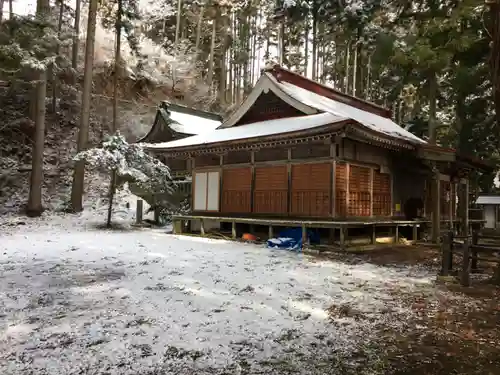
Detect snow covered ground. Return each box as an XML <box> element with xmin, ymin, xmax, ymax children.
<box><xmin>0</xmin><ymin>213</ymin><xmax>442</xmax><ymax>374</ymax></box>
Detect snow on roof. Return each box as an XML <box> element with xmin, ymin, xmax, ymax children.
<box><xmin>167</xmin><ymin>110</ymin><xmax>221</xmax><ymax>135</ymax></box>
<box><xmin>476</xmin><ymin>195</ymin><xmax>500</xmax><ymax>205</ymax></box>
<box><xmin>276</xmin><ymin>81</ymin><xmax>426</xmax><ymax>144</ymax></box>
<box><xmin>144</xmin><ymin>112</ymin><xmax>345</xmax><ymax>150</ymax></box>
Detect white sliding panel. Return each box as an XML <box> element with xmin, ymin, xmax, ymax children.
<box><xmin>193</xmin><ymin>172</ymin><xmax>208</xmax><ymax>211</ymax></box>
<box><xmin>206</xmin><ymin>171</ymin><xmax>220</xmax><ymax>211</ymax></box>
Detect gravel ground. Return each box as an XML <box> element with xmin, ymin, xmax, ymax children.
<box><xmin>0</xmin><ymin>215</ymin><xmax>443</xmax><ymax>374</ymax></box>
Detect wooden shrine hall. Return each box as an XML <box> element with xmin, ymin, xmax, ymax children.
<box><xmin>144</xmin><ymin>65</ymin><xmax>492</xmax><ymax>246</ymax></box>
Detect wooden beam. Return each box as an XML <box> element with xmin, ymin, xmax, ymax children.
<box><xmin>346</xmin><ymin>163</ymin><xmax>350</xmax><ymax>217</ymax></box>
<box><xmin>136</xmin><ymin>199</ymin><xmax>143</xmax><ymax>224</ymax></box>
<box><xmin>250</xmin><ymin>150</ymin><xmax>255</xmax><ymax>213</ymax></box>
<box><xmin>369</xmin><ymin>168</ymin><xmax>374</xmax><ymax>217</ymax></box>
<box><xmin>458</xmin><ymin>179</ymin><xmax>469</xmax><ymax>236</ymax></box>
<box><xmin>431</xmin><ymin>167</ymin><xmax>441</xmax><ymax>243</ymax></box>
<box><xmin>287</xmin><ymin>148</ymin><xmax>292</xmax><ymax>215</ymax></box>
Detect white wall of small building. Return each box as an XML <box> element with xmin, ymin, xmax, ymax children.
<box><xmin>483</xmin><ymin>205</ymin><xmax>496</xmax><ymax>229</ymax></box>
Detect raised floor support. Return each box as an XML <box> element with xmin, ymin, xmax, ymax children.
<box><xmin>431</xmin><ymin>169</ymin><xmax>441</xmax><ymax>243</ymax></box>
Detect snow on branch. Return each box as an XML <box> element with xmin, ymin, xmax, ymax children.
<box><xmin>74</xmin><ymin>133</ymin><xmax>176</xmax><ymax>196</ymax></box>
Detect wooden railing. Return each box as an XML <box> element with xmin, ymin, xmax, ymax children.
<box><xmin>440</xmin><ymin>231</ymin><xmax>500</xmax><ymax>286</ymax></box>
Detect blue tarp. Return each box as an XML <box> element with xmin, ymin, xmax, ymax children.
<box><xmin>266</xmin><ymin>227</ymin><xmax>320</xmax><ymax>252</ymax></box>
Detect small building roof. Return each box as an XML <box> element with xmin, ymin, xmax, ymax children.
<box><xmin>476</xmin><ymin>195</ymin><xmax>500</xmax><ymax>205</ymax></box>
<box><xmin>144</xmin><ymin>112</ymin><xmax>346</xmax><ymax>150</ymax></box>
<box><xmin>275</xmin><ymin>80</ymin><xmax>425</xmax><ymax>144</ymax></box>
<box><xmin>144</xmin><ymin>69</ymin><xmax>426</xmax><ymax>152</ymax></box>
<box><xmin>138</xmin><ymin>102</ymin><xmax>222</xmax><ymax>143</ymax></box>
<box><xmin>166</xmin><ymin>106</ymin><xmax>221</xmax><ymax>135</ymax></box>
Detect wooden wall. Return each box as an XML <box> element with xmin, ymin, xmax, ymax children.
<box><xmin>189</xmin><ymin>139</ymin><xmax>404</xmax><ymax>218</ymax></box>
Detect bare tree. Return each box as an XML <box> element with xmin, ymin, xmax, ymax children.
<box><xmin>26</xmin><ymin>0</ymin><xmax>50</xmax><ymax>217</ymax></box>
<box><xmin>107</xmin><ymin>0</ymin><xmax>123</xmax><ymax>227</ymax></box>
<box><xmin>72</xmin><ymin>0</ymin><xmax>81</xmax><ymax>69</ymax></box>
<box><xmin>70</xmin><ymin>0</ymin><xmax>98</xmax><ymax>212</ymax></box>
<box><xmin>0</xmin><ymin>0</ymin><xmax>5</xmax><ymax>23</ymax></box>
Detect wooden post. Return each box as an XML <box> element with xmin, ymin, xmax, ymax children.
<box><xmin>173</xmin><ymin>219</ymin><xmax>181</xmax><ymax>234</ymax></box>
<box><xmin>461</xmin><ymin>237</ymin><xmax>471</xmax><ymax>287</ymax></box>
<box><xmin>395</xmin><ymin>225</ymin><xmax>399</xmax><ymax>244</ymax></box>
<box><xmin>250</xmin><ymin>150</ymin><xmax>255</xmax><ymax>213</ymax></box>
<box><xmin>493</xmin><ymin>263</ymin><xmax>500</xmax><ymax>286</ymax></box>
<box><xmin>287</xmin><ymin>148</ymin><xmax>292</xmax><ymax>215</ymax></box>
<box><xmin>200</xmin><ymin>219</ymin><xmax>205</xmax><ymax>236</ymax></box>
<box><xmin>345</xmin><ymin>164</ymin><xmax>350</xmax><ymax>216</ymax></box>
<box><xmin>301</xmin><ymin>224</ymin><xmax>307</xmax><ymax>248</ymax></box>
<box><xmin>371</xmin><ymin>224</ymin><xmax>376</xmax><ymax>244</ymax></box>
<box><xmin>431</xmin><ymin>169</ymin><xmax>441</xmax><ymax>243</ymax></box>
<box><xmin>413</xmin><ymin>223</ymin><xmax>418</xmax><ymax>242</ymax></box>
<box><xmin>440</xmin><ymin>231</ymin><xmax>452</xmax><ymax>276</ymax></box>
<box><xmin>231</xmin><ymin>221</ymin><xmax>236</xmax><ymax>239</ymax></box>
<box><xmin>340</xmin><ymin>226</ymin><xmax>346</xmax><ymax>250</ymax></box>
<box><xmin>268</xmin><ymin>225</ymin><xmax>274</xmax><ymax>239</ymax></box>
<box><xmin>458</xmin><ymin>179</ymin><xmax>469</xmax><ymax>236</ymax></box>
<box><xmin>369</xmin><ymin>168</ymin><xmax>374</xmax><ymax>217</ymax></box>
<box><xmin>329</xmin><ymin>228</ymin><xmax>335</xmax><ymax>244</ymax></box>
<box><xmin>471</xmin><ymin>231</ymin><xmax>479</xmax><ymax>272</ymax></box>
<box><xmin>136</xmin><ymin>199</ymin><xmax>143</xmax><ymax>224</ymax></box>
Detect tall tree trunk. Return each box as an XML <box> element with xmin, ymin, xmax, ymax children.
<box><xmin>195</xmin><ymin>4</ymin><xmax>205</xmax><ymax>51</ymax></box>
<box><xmin>107</xmin><ymin>0</ymin><xmax>123</xmax><ymax>228</ymax></box>
<box><xmin>207</xmin><ymin>18</ymin><xmax>216</xmax><ymax>86</ymax></box>
<box><xmin>250</xmin><ymin>14</ymin><xmax>257</xmax><ymax>84</ymax></box>
<box><xmin>27</xmin><ymin>0</ymin><xmax>50</xmax><ymax>217</ymax></box>
<box><xmin>219</xmin><ymin>46</ymin><xmax>227</xmax><ymax>106</ymax></box>
<box><xmin>352</xmin><ymin>41</ymin><xmax>358</xmax><ymax>96</ymax></box>
<box><xmin>311</xmin><ymin>13</ymin><xmax>317</xmax><ymax>80</ymax></box>
<box><xmin>52</xmin><ymin>0</ymin><xmax>64</xmax><ymax>113</ymax></box>
<box><xmin>71</xmin><ymin>0</ymin><xmax>98</xmax><ymax>212</ymax></box>
<box><xmin>489</xmin><ymin>0</ymin><xmax>500</xmax><ymax>143</ymax></box>
<box><xmin>228</xmin><ymin>15</ymin><xmax>233</xmax><ymax>104</ymax></box>
<box><xmin>303</xmin><ymin>15</ymin><xmax>309</xmax><ymax>76</ymax></box>
<box><xmin>366</xmin><ymin>53</ymin><xmax>372</xmax><ymax>100</ymax></box>
<box><xmin>8</xmin><ymin>0</ymin><xmax>13</xmax><ymax>19</ymax></box>
<box><xmin>344</xmin><ymin>42</ymin><xmax>350</xmax><ymax>93</ymax></box>
<box><xmin>27</xmin><ymin>70</ymin><xmax>47</xmax><ymax>217</ymax></box>
<box><xmin>428</xmin><ymin>71</ymin><xmax>438</xmax><ymax>144</ymax></box>
<box><xmin>0</xmin><ymin>0</ymin><xmax>5</xmax><ymax>22</ymax></box>
<box><xmin>72</xmin><ymin>0</ymin><xmax>81</xmax><ymax>70</ymax></box>
<box><xmin>174</xmin><ymin>0</ymin><xmax>182</xmax><ymax>49</ymax></box>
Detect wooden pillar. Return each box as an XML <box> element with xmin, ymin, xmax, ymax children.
<box><xmin>458</xmin><ymin>178</ymin><xmax>469</xmax><ymax>236</ymax></box>
<box><xmin>329</xmin><ymin>228</ymin><xmax>335</xmax><ymax>244</ymax></box>
<box><xmin>287</xmin><ymin>148</ymin><xmax>292</xmax><ymax>215</ymax></box>
<box><xmin>431</xmin><ymin>169</ymin><xmax>441</xmax><ymax>243</ymax></box>
<box><xmin>448</xmin><ymin>181</ymin><xmax>454</xmax><ymax>230</ymax></box>
<box><xmin>268</xmin><ymin>225</ymin><xmax>274</xmax><ymax>239</ymax></box>
<box><xmin>330</xmin><ymin>142</ymin><xmax>336</xmax><ymax>217</ymax></box>
<box><xmin>250</xmin><ymin>150</ymin><xmax>255</xmax><ymax>213</ymax></box>
<box><xmin>369</xmin><ymin>168</ymin><xmax>374</xmax><ymax>217</ymax></box>
<box><xmin>345</xmin><ymin>164</ymin><xmax>350</xmax><ymax>216</ymax></box>
<box><xmin>301</xmin><ymin>224</ymin><xmax>307</xmax><ymax>247</ymax></box>
<box><xmin>413</xmin><ymin>223</ymin><xmax>418</xmax><ymax>242</ymax></box>
<box><xmin>231</xmin><ymin>221</ymin><xmax>237</xmax><ymax>239</ymax></box>
<box><xmin>371</xmin><ymin>224</ymin><xmax>376</xmax><ymax>244</ymax></box>
<box><xmin>339</xmin><ymin>226</ymin><xmax>346</xmax><ymax>250</ymax></box>
<box><xmin>395</xmin><ymin>225</ymin><xmax>399</xmax><ymax>243</ymax></box>
<box><xmin>200</xmin><ymin>219</ymin><xmax>205</xmax><ymax>236</ymax></box>
<box><xmin>136</xmin><ymin>199</ymin><xmax>143</xmax><ymax>224</ymax></box>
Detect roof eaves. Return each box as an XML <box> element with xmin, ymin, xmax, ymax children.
<box><xmin>266</xmin><ymin>65</ymin><xmax>392</xmax><ymax>118</ymax></box>
<box><xmin>161</xmin><ymin>101</ymin><xmax>223</xmax><ymax>122</ymax></box>
<box><xmin>146</xmin><ymin>120</ymin><xmax>350</xmax><ymax>154</ymax></box>
<box><xmin>219</xmin><ymin>73</ymin><xmax>319</xmax><ymax>128</ymax></box>
<box><xmin>345</xmin><ymin>122</ymin><xmax>418</xmax><ymax>150</ymax></box>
